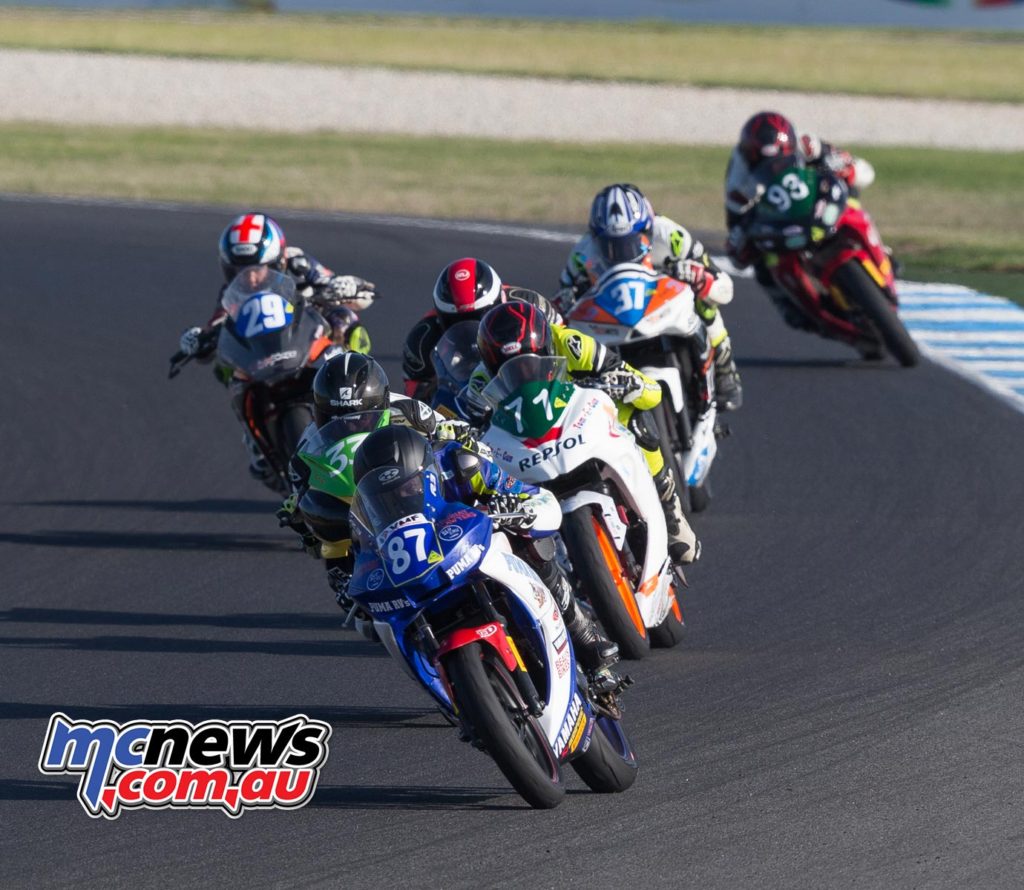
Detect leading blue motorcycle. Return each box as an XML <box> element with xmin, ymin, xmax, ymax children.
<box><xmin>347</xmin><ymin>446</ymin><xmax>638</xmax><ymax>809</ymax></box>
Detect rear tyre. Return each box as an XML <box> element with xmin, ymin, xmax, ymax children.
<box><xmin>444</xmin><ymin>643</ymin><xmax>564</xmax><ymax>809</ymax></box>
<box><xmin>570</xmin><ymin>715</ymin><xmax>639</xmax><ymax>793</ymax></box>
<box><xmin>834</xmin><ymin>261</ymin><xmax>919</xmax><ymax>368</ymax></box>
<box><xmin>687</xmin><ymin>479</ymin><xmax>712</xmax><ymax>514</ymax></box>
<box><xmin>561</xmin><ymin>508</ymin><xmax>650</xmax><ymax>661</ymax></box>
<box><xmin>649</xmin><ymin>586</ymin><xmax>686</xmax><ymax>648</ymax></box>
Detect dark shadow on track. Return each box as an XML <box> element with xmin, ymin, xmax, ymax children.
<box><xmin>0</xmin><ymin>531</ymin><xmax>295</xmax><ymax>552</ymax></box>
<box><xmin>17</xmin><ymin>498</ymin><xmax>275</xmax><ymax>515</ymax></box>
<box><xmin>0</xmin><ymin>635</ymin><xmax>386</xmax><ymax>658</ymax></box>
<box><xmin>1</xmin><ymin>702</ymin><xmax>447</xmax><ymax>729</ymax></box>
<box><xmin>0</xmin><ymin>780</ymin><xmax>78</xmax><ymax>802</ymax></box>
<box><xmin>310</xmin><ymin>784</ymin><xmax>522</xmax><ymax>811</ymax></box>
<box><xmin>737</xmin><ymin>356</ymin><xmax>863</xmax><ymax>369</ymax></box>
<box><xmin>0</xmin><ymin>608</ymin><xmax>344</xmax><ymax>632</ymax></box>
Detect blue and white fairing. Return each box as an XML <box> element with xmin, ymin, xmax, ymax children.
<box><xmin>346</xmin><ymin>466</ymin><xmax>593</xmax><ymax>760</ymax></box>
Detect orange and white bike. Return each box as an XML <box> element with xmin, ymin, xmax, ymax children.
<box><xmin>479</xmin><ymin>354</ymin><xmax>685</xmax><ymax>660</ymax></box>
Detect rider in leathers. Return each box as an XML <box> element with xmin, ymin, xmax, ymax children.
<box><xmin>175</xmin><ymin>212</ymin><xmax>379</xmax><ymax>482</ymax></box>
<box><xmin>555</xmin><ymin>183</ymin><xmax>742</xmax><ymax>412</ymax></box>
<box><xmin>724</xmin><ymin>111</ymin><xmax>878</xmax><ymax>335</ymax></box>
<box><xmin>473</xmin><ymin>301</ymin><xmax>702</xmax><ymax>568</ymax></box>
<box><xmin>350</xmin><ymin>425</ymin><xmax>620</xmax><ymax>673</ymax></box>
<box><xmin>402</xmin><ymin>257</ymin><xmax>561</xmax><ymax>402</ymax></box>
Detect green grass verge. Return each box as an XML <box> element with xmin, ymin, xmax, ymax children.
<box><xmin>1</xmin><ymin>123</ymin><xmax>1021</xmax><ymax>301</ymax></box>
<box><xmin>1</xmin><ymin>9</ymin><xmax>1023</xmax><ymax>102</ymax></box>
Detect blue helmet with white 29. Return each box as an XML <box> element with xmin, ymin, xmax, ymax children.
<box><xmin>588</xmin><ymin>184</ymin><xmax>655</xmax><ymax>266</ymax></box>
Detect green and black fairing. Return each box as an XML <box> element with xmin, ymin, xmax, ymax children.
<box><xmin>295</xmin><ymin>410</ymin><xmax>391</xmax><ymax>548</ymax></box>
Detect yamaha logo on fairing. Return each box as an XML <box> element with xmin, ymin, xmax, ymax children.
<box><xmin>366</xmin><ymin>568</ymin><xmax>385</xmax><ymax>590</ymax></box>
<box><xmin>518</xmin><ymin>433</ymin><xmax>585</xmax><ymax>471</ymax></box>
<box><xmin>377</xmin><ymin>468</ymin><xmax>400</xmax><ymax>483</ymax></box>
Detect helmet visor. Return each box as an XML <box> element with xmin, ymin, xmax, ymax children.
<box><xmin>597</xmin><ymin>231</ymin><xmax>652</xmax><ymax>266</ymax></box>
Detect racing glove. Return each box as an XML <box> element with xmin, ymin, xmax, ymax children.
<box><xmin>179</xmin><ymin>326</ymin><xmax>204</xmax><ymax>356</ymax></box>
<box><xmin>671</xmin><ymin>259</ymin><xmax>713</xmax><ymax>299</ymax></box>
<box><xmin>488</xmin><ymin>494</ymin><xmax>537</xmax><ymax>533</ymax></box>
<box><xmin>325</xmin><ymin>275</ymin><xmax>377</xmax><ymax>310</ymax></box>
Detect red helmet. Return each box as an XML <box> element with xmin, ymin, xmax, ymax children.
<box><xmin>432</xmin><ymin>258</ymin><xmax>503</xmax><ymax>319</ymax></box>
<box><xmin>738</xmin><ymin>111</ymin><xmax>798</xmax><ymax>167</ymax></box>
<box><xmin>477</xmin><ymin>302</ymin><xmax>553</xmax><ymax>374</ymax></box>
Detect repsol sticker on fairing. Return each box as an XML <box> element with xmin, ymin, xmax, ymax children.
<box><xmin>518</xmin><ymin>434</ymin><xmax>585</xmax><ymax>472</ymax></box>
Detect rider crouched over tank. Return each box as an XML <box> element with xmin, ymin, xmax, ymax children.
<box><xmin>351</xmin><ymin>425</ymin><xmax>620</xmax><ymax>677</ymax></box>
<box><xmin>175</xmin><ymin>212</ymin><xmax>380</xmax><ymax>483</ymax></box>
<box><xmin>471</xmin><ymin>301</ymin><xmax>702</xmax><ymax>570</ymax></box>
<box><xmin>556</xmin><ymin>184</ymin><xmax>742</xmax><ymax>412</ymax></box>
<box><xmin>724</xmin><ymin>111</ymin><xmax>882</xmax><ymax>344</ymax></box>
<box><xmin>402</xmin><ymin>257</ymin><xmax>562</xmax><ymax>403</ymax></box>
<box><xmin>277</xmin><ymin>353</ymin><xmax>480</xmax><ymax>613</ymax></box>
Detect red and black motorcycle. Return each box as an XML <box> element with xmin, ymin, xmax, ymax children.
<box><xmin>746</xmin><ymin>158</ymin><xmax>918</xmax><ymax>367</ymax></box>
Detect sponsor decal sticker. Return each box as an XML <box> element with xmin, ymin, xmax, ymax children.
<box><xmin>438</xmin><ymin>524</ymin><xmax>464</xmax><ymax>542</ymax></box>
<box><xmin>377</xmin><ymin>468</ymin><xmax>401</xmax><ymax>483</ymax></box>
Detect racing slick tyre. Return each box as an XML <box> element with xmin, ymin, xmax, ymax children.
<box><xmin>444</xmin><ymin>643</ymin><xmax>564</xmax><ymax>809</ymax></box>
<box><xmin>687</xmin><ymin>478</ymin><xmax>712</xmax><ymax>514</ymax></box>
<box><xmin>834</xmin><ymin>261</ymin><xmax>919</xmax><ymax>368</ymax></box>
<box><xmin>570</xmin><ymin>715</ymin><xmax>639</xmax><ymax>793</ymax></box>
<box><xmin>561</xmin><ymin>508</ymin><xmax>650</xmax><ymax>661</ymax></box>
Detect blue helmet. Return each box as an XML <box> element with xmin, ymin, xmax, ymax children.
<box><xmin>218</xmin><ymin>212</ymin><xmax>287</xmax><ymax>281</ymax></box>
<box><xmin>588</xmin><ymin>184</ymin><xmax>654</xmax><ymax>265</ymax></box>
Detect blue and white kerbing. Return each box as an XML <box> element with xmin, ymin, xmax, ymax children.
<box><xmin>897</xmin><ymin>282</ymin><xmax>1024</xmax><ymax>416</ymax></box>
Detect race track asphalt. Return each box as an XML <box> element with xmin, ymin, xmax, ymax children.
<box><xmin>2</xmin><ymin>198</ymin><xmax>1023</xmax><ymax>889</ymax></box>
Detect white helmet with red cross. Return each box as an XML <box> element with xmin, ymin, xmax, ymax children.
<box><xmin>218</xmin><ymin>212</ymin><xmax>287</xmax><ymax>281</ymax></box>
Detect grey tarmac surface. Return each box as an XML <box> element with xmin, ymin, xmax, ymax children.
<box><xmin>2</xmin><ymin>198</ymin><xmax>1024</xmax><ymax>888</ymax></box>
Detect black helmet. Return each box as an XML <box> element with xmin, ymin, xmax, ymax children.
<box><xmin>738</xmin><ymin>111</ymin><xmax>798</xmax><ymax>168</ymax></box>
<box><xmin>312</xmin><ymin>353</ymin><xmax>389</xmax><ymax>426</ymax></box>
<box><xmin>353</xmin><ymin>426</ymin><xmax>436</xmax><ymax>486</ymax></box>
<box><xmin>477</xmin><ymin>301</ymin><xmax>554</xmax><ymax>374</ymax></box>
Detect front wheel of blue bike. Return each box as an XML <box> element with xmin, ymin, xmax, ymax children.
<box><xmin>444</xmin><ymin>643</ymin><xmax>564</xmax><ymax>809</ymax></box>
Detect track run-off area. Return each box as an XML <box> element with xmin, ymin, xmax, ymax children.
<box><xmin>2</xmin><ymin>198</ymin><xmax>1024</xmax><ymax>888</ymax></box>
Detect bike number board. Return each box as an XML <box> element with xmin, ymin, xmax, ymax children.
<box><xmin>592</xmin><ymin>276</ymin><xmax>654</xmax><ymax>327</ymax></box>
<box><xmin>493</xmin><ymin>381</ymin><xmax>569</xmax><ymax>439</ymax></box>
<box><xmin>307</xmin><ymin>433</ymin><xmax>371</xmax><ymax>499</ymax></box>
<box><xmin>376</xmin><ymin>515</ymin><xmax>443</xmax><ymax>587</ymax></box>
<box><xmin>237</xmin><ymin>292</ymin><xmax>295</xmax><ymax>338</ymax></box>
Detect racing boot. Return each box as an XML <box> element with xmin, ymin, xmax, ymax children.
<box><xmin>242</xmin><ymin>430</ymin><xmax>274</xmax><ymax>484</ymax></box>
<box><xmin>653</xmin><ymin>465</ymin><xmax>701</xmax><ymax>566</ymax></box>
<box><xmin>550</xmin><ymin>569</ymin><xmax>619</xmax><ymax>673</ymax></box>
<box><xmin>713</xmin><ymin>334</ymin><xmax>743</xmax><ymax>412</ymax></box>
